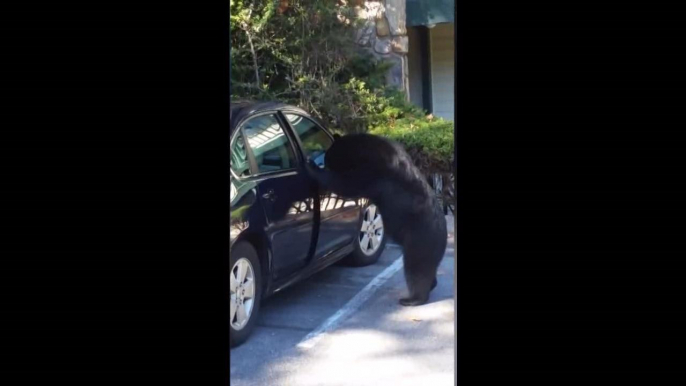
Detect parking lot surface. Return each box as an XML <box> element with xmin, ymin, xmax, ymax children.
<box><xmin>230</xmin><ymin>215</ymin><xmax>455</xmax><ymax>386</ymax></box>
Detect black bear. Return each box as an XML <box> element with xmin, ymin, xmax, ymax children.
<box><xmin>305</xmin><ymin>133</ymin><xmax>447</xmax><ymax>306</ymax></box>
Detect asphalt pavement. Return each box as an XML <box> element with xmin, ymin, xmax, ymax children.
<box><xmin>230</xmin><ymin>215</ymin><xmax>455</xmax><ymax>386</ymax></box>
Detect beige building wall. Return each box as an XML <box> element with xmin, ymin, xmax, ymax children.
<box><xmin>430</xmin><ymin>23</ymin><xmax>455</xmax><ymax>121</ymax></box>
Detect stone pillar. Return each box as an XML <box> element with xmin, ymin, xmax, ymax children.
<box><xmin>354</xmin><ymin>0</ymin><xmax>409</xmax><ymax>99</ymax></box>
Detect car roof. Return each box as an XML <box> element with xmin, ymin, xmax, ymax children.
<box><xmin>230</xmin><ymin>100</ymin><xmax>310</xmax><ymax>133</ymax></box>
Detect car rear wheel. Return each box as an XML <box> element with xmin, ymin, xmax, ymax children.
<box><xmin>230</xmin><ymin>241</ymin><xmax>262</xmax><ymax>348</ymax></box>
<box><xmin>342</xmin><ymin>202</ymin><xmax>387</xmax><ymax>266</ymax></box>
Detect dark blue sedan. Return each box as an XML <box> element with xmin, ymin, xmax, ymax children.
<box><xmin>230</xmin><ymin>101</ymin><xmax>387</xmax><ymax>347</ymax></box>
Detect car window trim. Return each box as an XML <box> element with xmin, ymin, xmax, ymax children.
<box><xmin>232</xmin><ymin>111</ymin><xmax>301</xmax><ymax>180</ymax></box>
<box><xmin>229</xmin><ymin>127</ymin><xmax>255</xmax><ymax>180</ymax></box>
<box><xmin>278</xmin><ymin>110</ymin><xmax>335</xmax><ymax>156</ymax></box>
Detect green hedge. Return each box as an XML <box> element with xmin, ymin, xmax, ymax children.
<box><xmin>370</xmin><ymin>116</ymin><xmax>454</xmax><ymax>174</ymax></box>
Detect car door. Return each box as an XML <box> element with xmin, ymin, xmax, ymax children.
<box><xmin>230</xmin><ymin>129</ymin><xmax>259</xmax><ymax>247</ymax></box>
<box><xmin>282</xmin><ymin>112</ymin><xmax>360</xmax><ymax>260</ymax></box>
<box><xmin>239</xmin><ymin>112</ymin><xmax>317</xmax><ymax>278</ymax></box>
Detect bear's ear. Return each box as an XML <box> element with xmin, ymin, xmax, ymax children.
<box><xmin>333</xmin><ymin>134</ymin><xmax>341</xmax><ymax>140</ymax></box>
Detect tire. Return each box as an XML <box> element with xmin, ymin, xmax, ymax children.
<box><xmin>443</xmin><ymin>174</ymin><xmax>455</xmax><ymax>215</ymax></box>
<box><xmin>429</xmin><ymin>173</ymin><xmax>448</xmax><ymax>215</ymax></box>
<box><xmin>230</xmin><ymin>241</ymin><xmax>262</xmax><ymax>348</ymax></box>
<box><xmin>434</xmin><ymin>174</ymin><xmax>447</xmax><ymax>215</ymax></box>
<box><xmin>342</xmin><ymin>201</ymin><xmax>387</xmax><ymax>267</ymax></box>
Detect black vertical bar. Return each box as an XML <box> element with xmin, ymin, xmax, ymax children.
<box><xmin>420</xmin><ymin>26</ymin><xmax>433</xmax><ymax>113</ymax></box>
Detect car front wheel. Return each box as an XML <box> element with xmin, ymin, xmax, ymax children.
<box><xmin>230</xmin><ymin>241</ymin><xmax>262</xmax><ymax>348</ymax></box>
<box><xmin>342</xmin><ymin>202</ymin><xmax>387</xmax><ymax>266</ymax></box>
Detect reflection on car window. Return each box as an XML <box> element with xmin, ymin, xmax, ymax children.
<box><xmin>230</xmin><ymin>130</ymin><xmax>251</xmax><ymax>177</ymax></box>
<box><xmin>285</xmin><ymin>114</ymin><xmax>333</xmax><ymax>167</ymax></box>
<box><xmin>242</xmin><ymin>114</ymin><xmax>297</xmax><ymax>174</ymax></box>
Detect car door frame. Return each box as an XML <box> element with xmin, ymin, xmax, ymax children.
<box><xmin>232</xmin><ymin>109</ymin><xmax>321</xmax><ymax>278</ymax></box>
<box><xmin>277</xmin><ymin>108</ymin><xmax>335</xmax><ymax>162</ymax></box>
<box><xmin>275</xmin><ymin>109</ymin><xmax>330</xmax><ymax>261</ymax></box>
<box><xmin>277</xmin><ymin>110</ymin><xmax>363</xmax><ymax>260</ymax></box>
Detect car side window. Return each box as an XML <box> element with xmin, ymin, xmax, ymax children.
<box><xmin>241</xmin><ymin>114</ymin><xmax>297</xmax><ymax>174</ymax></box>
<box><xmin>230</xmin><ymin>130</ymin><xmax>251</xmax><ymax>178</ymax></box>
<box><xmin>284</xmin><ymin>113</ymin><xmax>333</xmax><ymax>168</ymax></box>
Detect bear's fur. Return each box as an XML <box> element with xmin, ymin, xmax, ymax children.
<box><xmin>306</xmin><ymin>133</ymin><xmax>447</xmax><ymax>306</ymax></box>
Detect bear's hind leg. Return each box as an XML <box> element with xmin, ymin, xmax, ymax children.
<box><xmin>399</xmin><ymin>253</ymin><xmax>437</xmax><ymax>306</ymax></box>
<box><xmin>399</xmin><ymin>273</ymin><xmax>435</xmax><ymax>306</ymax></box>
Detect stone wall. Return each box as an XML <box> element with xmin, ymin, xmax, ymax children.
<box><xmin>353</xmin><ymin>0</ymin><xmax>409</xmax><ymax>99</ymax></box>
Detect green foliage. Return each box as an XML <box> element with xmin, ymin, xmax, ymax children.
<box><xmin>230</xmin><ymin>1</ymin><xmax>361</xmax><ymax>103</ymax></box>
<box><xmin>370</xmin><ymin>115</ymin><xmax>455</xmax><ymax>174</ymax></box>
<box><xmin>230</xmin><ymin>0</ymin><xmax>418</xmax><ymax>133</ymax></box>
<box><xmin>230</xmin><ymin>0</ymin><xmax>454</xmax><ymax>173</ymax></box>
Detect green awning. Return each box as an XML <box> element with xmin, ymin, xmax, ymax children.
<box><xmin>406</xmin><ymin>0</ymin><xmax>454</xmax><ymax>27</ymax></box>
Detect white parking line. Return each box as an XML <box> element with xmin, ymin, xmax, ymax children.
<box><xmin>296</xmin><ymin>255</ymin><xmax>405</xmax><ymax>350</ymax></box>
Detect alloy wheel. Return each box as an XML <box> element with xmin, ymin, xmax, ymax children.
<box><xmin>359</xmin><ymin>204</ymin><xmax>384</xmax><ymax>256</ymax></box>
<box><xmin>230</xmin><ymin>258</ymin><xmax>256</xmax><ymax>331</ymax></box>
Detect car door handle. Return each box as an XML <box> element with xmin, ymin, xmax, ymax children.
<box><xmin>262</xmin><ymin>189</ymin><xmax>277</xmax><ymax>201</ymax></box>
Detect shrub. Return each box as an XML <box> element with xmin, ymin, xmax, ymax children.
<box><xmin>230</xmin><ymin>0</ymin><xmax>425</xmax><ymax>134</ymax></box>
<box><xmin>370</xmin><ymin>115</ymin><xmax>454</xmax><ymax>174</ymax></box>
<box><xmin>230</xmin><ymin>0</ymin><xmax>454</xmax><ymax>175</ymax></box>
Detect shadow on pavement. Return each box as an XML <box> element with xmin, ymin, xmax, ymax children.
<box><xmin>230</xmin><ymin>215</ymin><xmax>455</xmax><ymax>386</ymax></box>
